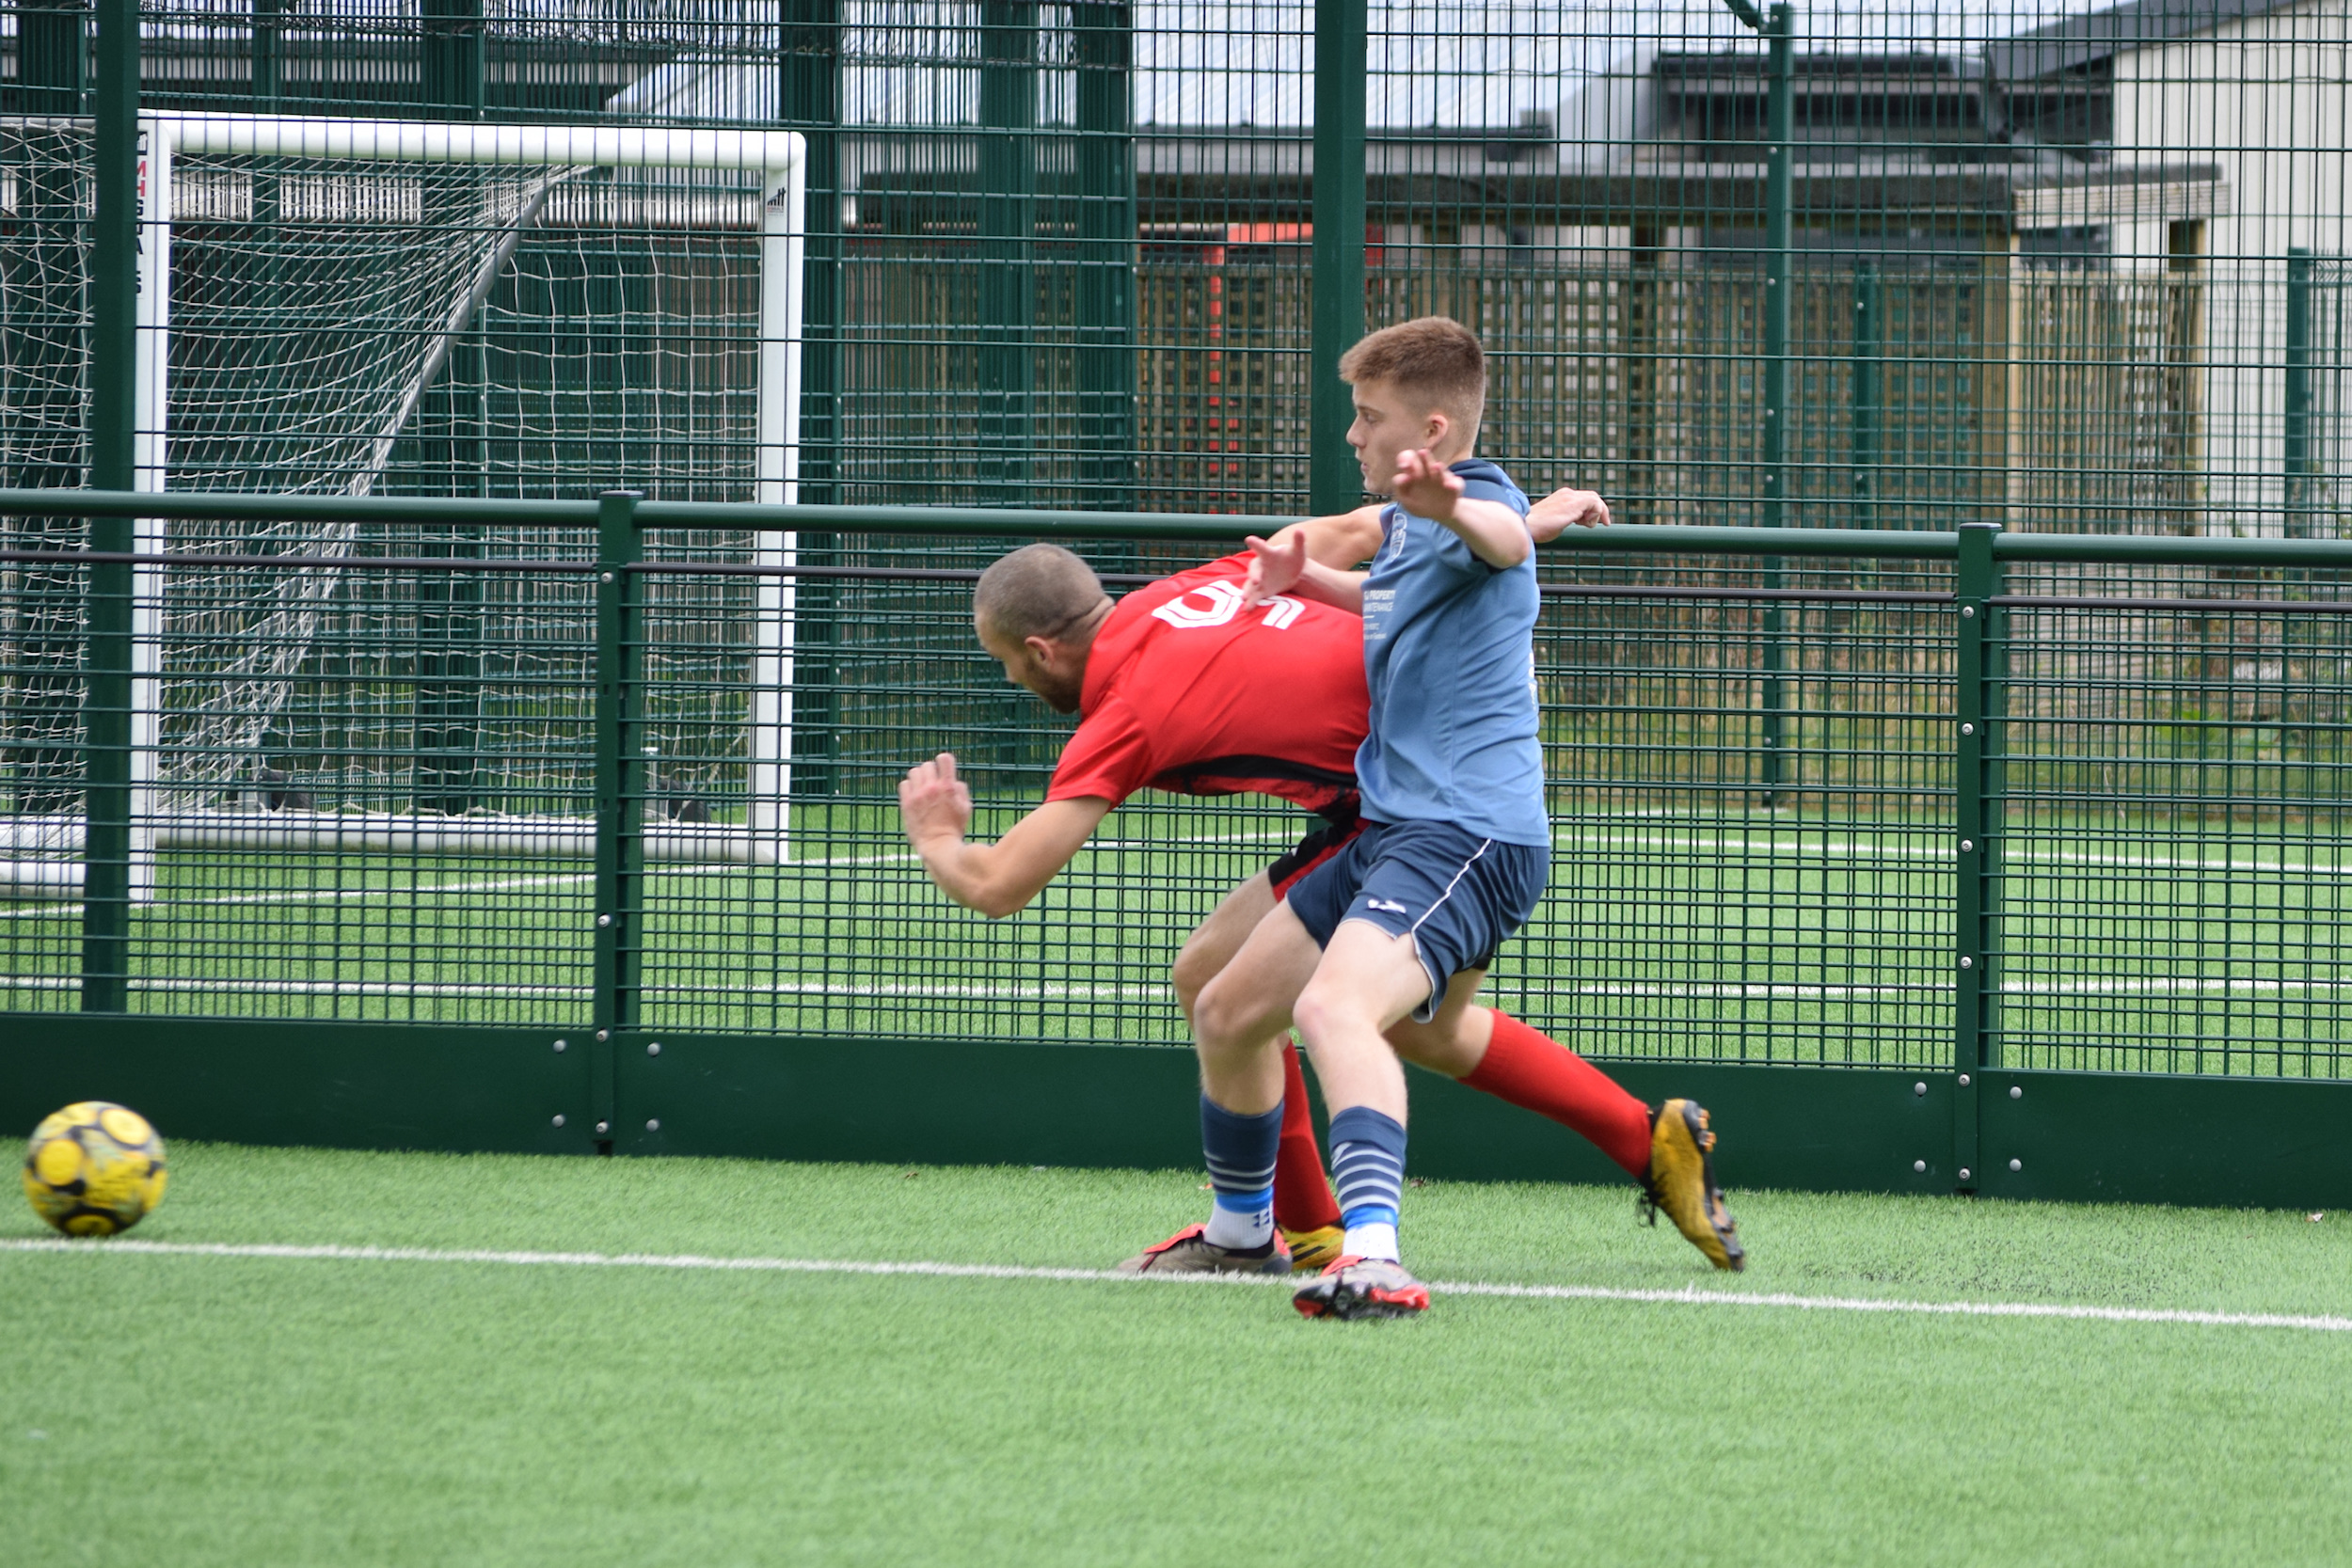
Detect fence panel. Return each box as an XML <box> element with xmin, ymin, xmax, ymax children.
<box><xmin>1995</xmin><ymin>593</ymin><xmax>2352</xmax><ymax>1078</ymax></box>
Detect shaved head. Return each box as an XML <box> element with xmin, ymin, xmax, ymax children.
<box><xmin>974</xmin><ymin>544</ymin><xmax>1105</xmax><ymax>643</ymax></box>
<box><xmin>973</xmin><ymin>544</ymin><xmax>1110</xmax><ymax>715</ymax></box>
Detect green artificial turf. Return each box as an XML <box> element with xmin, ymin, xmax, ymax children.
<box><xmin>6</xmin><ymin>1142</ymin><xmax>2350</xmax><ymax>1565</ymax></box>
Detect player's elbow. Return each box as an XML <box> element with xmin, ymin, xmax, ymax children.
<box><xmin>930</xmin><ymin>870</ymin><xmax>1028</xmax><ymax>919</ymax></box>
<box><xmin>969</xmin><ymin>885</ymin><xmax>1033</xmax><ymax>920</ymax></box>
<box><xmin>1486</xmin><ymin>531</ymin><xmax>1532</xmax><ymax>570</ymax></box>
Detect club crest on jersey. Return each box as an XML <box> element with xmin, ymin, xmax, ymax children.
<box><xmin>1152</xmin><ymin>578</ymin><xmax>1304</xmax><ymax>631</ymax></box>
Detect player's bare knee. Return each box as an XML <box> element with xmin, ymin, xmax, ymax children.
<box><xmin>1293</xmin><ymin>977</ymin><xmax>1370</xmax><ymax>1050</ymax></box>
<box><xmin>1169</xmin><ymin>939</ymin><xmax>1216</xmax><ymax>1022</ymax></box>
<box><xmin>1191</xmin><ymin>971</ymin><xmax>1261</xmax><ymax>1059</ymax></box>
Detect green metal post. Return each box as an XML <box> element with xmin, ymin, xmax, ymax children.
<box><xmin>413</xmin><ymin>297</ymin><xmax>486</xmax><ymax>816</ymax></box>
<box><xmin>415</xmin><ymin>0</ymin><xmax>487</xmax><ymax>810</ymax></box>
<box><xmin>82</xmin><ymin>0</ymin><xmax>137</xmax><ymax>1012</ymax></box>
<box><xmin>1310</xmin><ymin>0</ymin><xmax>1369</xmax><ymax>515</ymax></box>
<box><xmin>421</xmin><ymin>0</ymin><xmax>485</xmax><ymax>119</ymax></box>
<box><xmin>1850</xmin><ymin>263</ymin><xmax>1880</xmax><ymax>532</ymax></box>
<box><xmin>1074</xmin><ymin>1</ymin><xmax>1135</xmax><ymax>512</ymax></box>
<box><xmin>782</xmin><ymin>0</ymin><xmax>842</xmax><ymax>794</ymax></box>
<box><xmin>414</xmin><ymin>532</ymin><xmax>483</xmax><ymax>814</ymax></box>
<box><xmin>1723</xmin><ymin>0</ymin><xmax>1795</xmax><ymax>802</ymax></box>
<box><xmin>783</xmin><ymin>0</ymin><xmax>842</xmax><ymax>508</ymax></box>
<box><xmin>414</xmin><ymin>274</ymin><xmax>486</xmax><ymax>814</ymax></box>
<box><xmin>1952</xmin><ymin>521</ymin><xmax>2005</xmax><ymax>1192</ymax></box>
<box><xmin>250</xmin><ymin>0</ymin><xmax>281</xmax><ymax>107</ymax></box>
<box><xmin>977</xmin><ymin>1</ymin><xmax>1038</xmax><ymax>505</ymax></box>
<box><xmin>249</xmin><ymin>0</ymin><xmax>284</xmax><ymax>559</ymax></box>
<box><xmin>2286</xmin><ymin>247</ymin><xmax>2313</xmax><ymax>540</ymax></box>
<box><xmin>1756</xmin><ymin>2</ymin><xmax>1794</xmax><ymax>803</ymax></box>
<box><xmin>17</xmin><ymin>0</ymin><xmax>87</xmax><ymax>113</ymax></box>
<box><xmin>592</xmin><ymin>492</ymin><xmax>644</xmax><ymax>1146</ymax></box>
<box><xmin>1758</xmin><ymin>2</ymin><xmax>1794</xmax><ymax>534</ymax></box>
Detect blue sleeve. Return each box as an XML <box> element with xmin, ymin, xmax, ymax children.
<box><xmin>1424</xmin><ymin>521</ymin><xmax>1484</xmax><ymax>576</ymax></box>
<box><xmin>1457</xmin><ymin>475</ymin><xmax>1530</xmax><ymax>516</ymax></box>
<box><xmin>1398</xmin><ymin>464</ymin><xmax>1533</xmax><ymax>575</ymax></box>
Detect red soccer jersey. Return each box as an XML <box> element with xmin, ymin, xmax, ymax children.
<box><xmin>1046</xmin><ymin>553</ymin><xmax>1368</xmax><ymax>816</ymax></box>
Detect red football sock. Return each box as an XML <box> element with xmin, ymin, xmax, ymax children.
<box><xmin>1462</xmin><ymin>1011</ymin><xmax>1654</xmax><ymax>1179</ymax></box>
<box><xmin>1271</xmin><ymin>1040</ymin><xmax>1343</xmax><ymax>1232</ymax></box>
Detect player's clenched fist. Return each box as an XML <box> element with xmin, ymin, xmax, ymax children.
<box><xmin>898</xmin><ymin>752</ymin><xmax>974</xmax><ymax>852</ymax></box>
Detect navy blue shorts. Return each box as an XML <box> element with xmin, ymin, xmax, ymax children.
<box><xmin>1283</xmin><ymin>818</ymin><xmax>1549</xmax><ymax>1022</ymax></box>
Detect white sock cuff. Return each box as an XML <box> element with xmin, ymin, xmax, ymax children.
<box><xmin>1203</xmin><ymin>1202</ymin><xmax>1274</xmax><ymax>1251</ymax></box>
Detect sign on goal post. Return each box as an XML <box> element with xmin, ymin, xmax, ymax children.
<box><xmin>0</xmin><ymin>115</ymin><xmax>805</xmax><ymax>900</ymax></box>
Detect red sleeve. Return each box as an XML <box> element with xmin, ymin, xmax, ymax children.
<box><xmin>1047</xmin><ymin>696</ymin><xmax>1154</xmax><ymax>806</ymax></box>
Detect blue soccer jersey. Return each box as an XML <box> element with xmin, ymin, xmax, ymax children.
<box><xmin>1354</xmin><ymin>458</ymin><xmax>1549</xmax><ymax>847</ymax></box>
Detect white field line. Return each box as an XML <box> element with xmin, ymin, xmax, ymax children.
<box><xmin>784</xmin><ymin>849</ymin><xmax>922</xmax><ymax>868</ymax></box>
<box><xmin>0</xmin><ymin>974</ymin><xmax>1165</xmax><ymax>1002</ymax></box>
<box><xmin>1537</xmin><ymin>977</ymin><xmax>2352</xmax><ymax>1000</ymax></box>
<box><xmin>193</xmin><ymin>852</ymin><xmax>923</xmax><ymax>905</ymax></box>
<box><xmin>883</xmin><ymin>826</ymin><xmax>2352</xmax><ymax>876</ymax></box>
<box><xmin>3</xmin><ymin>870</ymin><xmax>612</xmax><ymax>920</ymax></box>
<box><xmin>0</xmin><ymin>854</ymin><xmax>925</xmax><ymax>920</ymax></box>
<box><xmin>9</xmin><ymin>974</ymin><xmax>2352</xmax><ymax>1004</ymax></box>
<box><xmin>2</xmin><ymin>834</ymin><xmax>2333</xmax><ymax>925</ymax></box>
<box><xmin>202</xmin><ymin>872</ymin><xmax>593</xmax><ymax>907</ymax></box>
<box><xmin>1096</xmin><ymin>831</ymin><xmax>1297</xmax><ymax>848</ymax></box>
<box><xmin>2</xmin><ymin>1237</ymin><xmax>2346</xmax><ymax>1337</ymax></box>
<box><xmin>0</xmin><ymin>974</ymin><xmax>593</xmax><ymax>1000</ymax></box>
<box><xmin>1561</xmin><ymin>832</ymin><xmax>2352</xmax><ymax>876</ymax></box>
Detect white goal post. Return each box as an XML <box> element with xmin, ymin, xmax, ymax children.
<box><xmin>1</xmin><ymin>115</ymin><xmax>804</xmax><ymax>899</ymax></box>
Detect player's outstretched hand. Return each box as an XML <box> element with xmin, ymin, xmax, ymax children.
<box><xmin>1241</xmin><ymin>531</ymin><xmax>1307</xmax><ymax>606</ymax></box>
<box><xmin>898</xmin><ymin>752</ymin><xmax>974</xmax><ymax>851</ymax></box>
<box><xmin>1392</xmin><ymin>449</ymin><xmax>1464</xmax><ymax>521</ymax></box>
<box><xmin>1527</xmin><ymin>487</ymin><xmax>1612</xmax><ymax>543</ymax></box>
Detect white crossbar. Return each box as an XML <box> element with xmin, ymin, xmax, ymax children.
<box><xmin>147</xmin><ymin>113</ymin><xmax>804</xmax><ymax>183</ymax></box>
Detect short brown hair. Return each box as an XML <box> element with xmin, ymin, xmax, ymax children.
<box><xmin>1339</xmin><ymin>316</ymin><xmax>1486</xmax><ymax>429</ymax></box>
<box><xmin>974</xmin><ymin>543</ymin><xmax>1104</xmax><ymax>642</ymax></box>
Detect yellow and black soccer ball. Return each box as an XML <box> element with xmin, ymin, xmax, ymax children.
<box><xmin>22</xmin><ymin>1101</ymin><xmax>167</xmax><ymax>1237</ymax></box>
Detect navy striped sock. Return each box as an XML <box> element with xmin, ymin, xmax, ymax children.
<box><xmin>1329</xmin><ymin>1105</ymin><xmax>1407</xmax><ymax>1259</ymax></box>
<box><xmin>1200</xmin><ymin>1094</ymin><xmax>1280</xmax><ymax>1250</ymax></box>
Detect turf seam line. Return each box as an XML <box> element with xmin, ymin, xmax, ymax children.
<box><xmin>4</xmin><ymin>1238</ymin><xmax>2346</xmax><ymax>1334</ymax></box>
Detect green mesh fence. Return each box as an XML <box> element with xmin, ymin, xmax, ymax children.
<box><xmin>1994</xmin><ymin>594</ymin><xmax>2352</xmax><ymax>1075</ymax></box>
<box><xmin>3</xmin><ymin>0</ymin><xmax>2339</xmax><ymax>523</ymax></box>
<box><xmin>9</xmin><ymin>3</ymin><xmax>2352</xmax><ymax>1088</ymax></box>
<box><xmin>8</xmin><ymin>513</ymin><xmax>2352</xmax><ymax>1085</ymax></box>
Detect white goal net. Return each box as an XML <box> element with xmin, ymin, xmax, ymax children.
<box><xmin>0</xmin><ymin>116</ymin><xmax>803</xmax><ymax>898</ymax></box>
